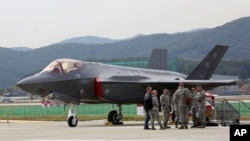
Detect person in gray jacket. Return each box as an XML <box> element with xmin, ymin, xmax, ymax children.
<box><xmin>149</xmin><ymin>90</ymin><xmax>165</xmax><ymax>130</ymax></box>
<box><xmin>160</xmin><ymin>89</ymin><xmax>171</xmax><ymax>128</ymax></box>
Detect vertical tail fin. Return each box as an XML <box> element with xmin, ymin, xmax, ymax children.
<box><xmin>186</xmin><ymin>45</ymin><xmax>229</xmax><ymax>80</ymax></box>
<box><xmin>147</xmin><ymin>49</ymin><xmax>167</xmax><ymax>70</ymax></box>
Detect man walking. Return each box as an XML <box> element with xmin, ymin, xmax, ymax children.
<box><xmin>160</xmin><ymin>89</ymin><xmax>171</xmax><ymax>128</ymax></box>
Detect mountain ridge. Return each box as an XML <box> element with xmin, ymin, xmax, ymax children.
<box><xmin>1</xmin><ymin>16</ymin><xmax>250</xmax><ymax>87</ymax></box>
<box><xmin>58</xmin><ymin>35</ymin><xmax>120</xmax><ymax>44</ymax></box>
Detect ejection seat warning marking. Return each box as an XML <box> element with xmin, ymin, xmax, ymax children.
<box><xmin>230</xmin><ymin>125</ymin><xmax>250</xmax><ymax>141</ymax></box>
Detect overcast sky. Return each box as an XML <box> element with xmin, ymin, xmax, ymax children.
<box><xmin>0</xmin><ymin>0</ymin><xmax>250</xmax><ymax>48</ymax></box>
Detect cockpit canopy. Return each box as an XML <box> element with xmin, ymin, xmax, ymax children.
<box><xmin>41</xmin><ymin>59</ymin><xmax>83</xmax><ymax>73</ymax></box>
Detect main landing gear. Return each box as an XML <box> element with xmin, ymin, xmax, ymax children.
<box><xmin>107</xmin><ymin>104</ymin><xmax>123</xmax><ymax>125</ymax></box>
<box><xmin>66</xmin><ymin>103</ymin><xmax>123</xmax><ymax>127</ymax></box>
<box><xmin>67</xmin><ymin>104</ymin><xmax>78</xmax><ymax>127</ymax></box>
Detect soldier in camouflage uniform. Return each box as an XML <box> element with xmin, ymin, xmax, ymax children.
<box><xmin>172</xmin><ymin>100</ymin><xmax>179</xmax><ymax>128</ymax></box>
<box><xmin>191</xmin><ymin>88</ymin><xmax>199</xmax><ymax>128</ymax></box>
<box><xmin>172</xmin><ymin>91</ymin><xmax>179</xmax><ymax>128</ymax></box>
<box><xmin>160</xmin><ymin>89</ymin><xmax>171</xmax><ymax>128</ymax></box>
<box><xmin>173</xmin><ymin>82</ymin><xmax>192</xmax><ymax>129</ymax></box>
<box><xmin>149</xmin><ymin>90</ymin><xmax>165</xmax><ymax>130</ymax></box>
<box><xmin>196</xmin><ymin>85</ymin><xmax>206</xmax><ymax>128</ymax></box>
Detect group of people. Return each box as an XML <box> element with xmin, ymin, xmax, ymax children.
<box><xmin>143</xmin><ymin>82</ymin><xmax>207</xmax><ymax>130</ymax></box>
<box><xmin>143</xmin><ymin>86</ymin><xmax>171</xmax><ymax>130</ymax></box>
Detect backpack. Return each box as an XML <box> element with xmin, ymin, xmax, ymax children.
<box><xmin>144</xmin><ymin>96</ymin><xmax>153</xmax><ymax>110</ymax></box>
<box><xmin>185</xmin><ymin>95</ymin><xmax>191</xmax><ymax>106</ymax></box>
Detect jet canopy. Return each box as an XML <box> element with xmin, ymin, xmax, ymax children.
<box><xmin>41</xmin><ymin>59</ymin><xmax>83</xmax><ymax>73</ymax></box>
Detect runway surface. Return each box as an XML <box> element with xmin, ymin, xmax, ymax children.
<box><xmin>1</xmin><ymin>120</ymin><xmax>249</xmax><ymax>141</ymax></box>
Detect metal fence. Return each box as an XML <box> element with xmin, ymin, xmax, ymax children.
<box><xmin>0</xmin><ymin>100</ymin><xmax>249</xmax><ymax>123</ymax></box>
<box><xmin>0</xmin><ymin>103</ymin><xmax>137</xmax><ymax>118</ymax></box>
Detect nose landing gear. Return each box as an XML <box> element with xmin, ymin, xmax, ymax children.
<box><xmin>67</xmin><ymin>104</ymin><xmax>78</xmax><ymax>127</ymax></box>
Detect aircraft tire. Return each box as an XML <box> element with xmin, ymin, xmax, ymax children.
<box><xmin>107</xmin><ymin>110</ymin><xmax>120</xmax><ymax>125</ymax></box>
<box><xmin>68</xmin><ymin>116</ymin><xmax>78</xmax><ymax>127</ymax></box>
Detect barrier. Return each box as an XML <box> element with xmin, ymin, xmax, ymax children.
<box><xmin>0</xmin><ymin>103</ymin><xmax>137</xmax><ymax>118</ymax></box>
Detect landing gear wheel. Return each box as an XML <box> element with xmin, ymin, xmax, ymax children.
<box><xmin>68</xmin><ymin>116</ymin><xmax>78</xmax><ymax>127</ymax></box>
<box><xmin>108</xmin><ymin>110</ymin><xmax>121</xmax><ymax>125</ymax></box>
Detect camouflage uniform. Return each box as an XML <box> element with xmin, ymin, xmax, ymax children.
<box><xmin>173</xmin><ymin>88</ymin><xmax>192</xmax><ymax>129</ymax></box>
<box><xmin>169</xmin><ymin>92</ymin><xmax>174</xmax><ymax>117</ymax></box>
<box><xmin>160</xmin><ymin>93</ymin><xmax>171</xmax><ymax>128</ymax></box>
<box><xmin>172</xmin><ymin>92</ymin><xmax>179</xmax><ymax>128</ymax></box>
<box><xmin>197</xmin><ymin>90</ymin><xmax>206</xmax><ymax>128</ymax></box>
<box><xmin>173</xmin><ymin>102</ymin><xmax>179</xmax><ymax>128</ymax></box>
<box><xmin>149</xmin><ymin>95</ymin><xmax>164</xmax><ymax>130</ymax></box>
<box><xmin>191</xmin><ymin>92</ymin><xmax>199</xmax><ymax>127</ymax></box>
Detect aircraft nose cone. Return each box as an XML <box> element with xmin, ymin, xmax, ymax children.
<box><xmin>16</xmin><ymin>75</ymin><xmax>36</xmax><ymax>87</ymax></box>
<box><xmin>16</xmin><ymin>74</ymin><xmax>51</xmax><ymax>94</ymax></box>
<box><xmin>16</xmin><ymin>75</ymin><xmax>38</xmax><ymax>92</ymax></box>
<box><xmin>16</xmin><ymin>77</ymin><xmax>32</xmax><ymax>87</ymax></box>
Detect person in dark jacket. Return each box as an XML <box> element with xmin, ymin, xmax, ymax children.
<box><xmin>143</xmin><ymin>86</ymin><xmax>152</xmax><ymax>129</ymax></box>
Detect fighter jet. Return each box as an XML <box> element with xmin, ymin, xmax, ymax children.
<box><xmin>16</xmin><ymin>45</ymin><xmax>237</xmax><ymax>127</ymax></box>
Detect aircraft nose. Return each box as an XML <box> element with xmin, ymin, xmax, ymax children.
<box><xmin>16</xmin><ymin>74</ymin><xmax>52</xmax><ymax>94</ymax></box>
<box><xmin>16</xmin><ymin>76</ymin><xmax>36</xmax><ymax>86</ymax></box>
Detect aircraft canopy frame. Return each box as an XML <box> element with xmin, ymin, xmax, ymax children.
<box><xmin>41</xmin><ymin>59</ymin><xmax>83</xmax><ymax>73</ymax></box>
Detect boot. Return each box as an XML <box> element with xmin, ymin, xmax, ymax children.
<box><xmin>163</xmin><ymin>123</ymin><xmax>166</xmax><ymax>128</ymax></box>
<box><xmin>178</xmin><ymin>124</ymin><xmax>184</xmax><ymax>129</ymax></box>
<box><xmin>165</xmin><ymin>125</ymin><xmax>171</xmax><ymax>128</ymax></box>
<box><xmin>160</xmin><ymin>125</ymin><xmax>166</xmax><ymax>130</ymax></box>
<box><xmin>190</xmin><ymin>125</ymin><xmax>196</xmax><ymax>128</ymax></box>
<box><xmin>175</xmin><ymin>122</ymin><xmax>178</xmax><ymax>128</ymax></box>
<box><xmin>183</xmin><ymin>122</ymin><xmax>188</xmax><ymax>129</ymax></box>
<box><xmin>198</xmin><ymin>122</ymin><xmax>205</xmax><ymax>128</ymax></box>
<box><xmin>190</xmin><ymin>123</ymin><xmax>196</xmax><ymax>128</ymax></box>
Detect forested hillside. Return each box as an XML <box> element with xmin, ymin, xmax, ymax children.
<box><xmin>0</xmin><ymin>16</ymin><xmax>250</xmax><ymax>87</ymax></box>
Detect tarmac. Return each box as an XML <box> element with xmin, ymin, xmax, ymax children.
<box><xmin>1</xmin><ymin>119</ymin><xmax>249</xmax><ymax>141</ymax></box>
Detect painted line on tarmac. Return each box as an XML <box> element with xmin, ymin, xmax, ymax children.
<box><xmin>0</xmin><ymin>127</ymin><xmax>33</xmax><ymax>130</ymax></box>
<box><xmin>31</xmin><ymin>140</ymin><xmax>203</xmax><ymax>141</ymax></box>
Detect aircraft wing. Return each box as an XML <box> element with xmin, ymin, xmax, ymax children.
<box><xmin>100</xmin><ymin>75</ymin><xmax>237</xmax><ymax>91</ymax></box>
